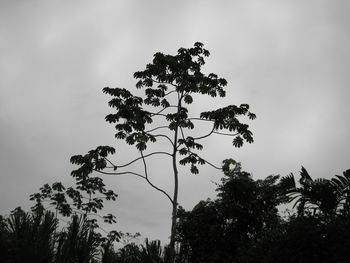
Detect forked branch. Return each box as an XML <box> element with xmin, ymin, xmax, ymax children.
<box><xmin>140</xmin><ymin>150</ymin><xmax>173</xmax><ymax>204</ymax></box>
<box><xmin>104</xmin><ymin>151</ymin><xmax>172</xmax><ymax>169</ymax></box>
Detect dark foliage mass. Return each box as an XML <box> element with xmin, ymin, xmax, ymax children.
<box><xmin>1</xmin><ymin>165</ymin><xmax>349</xmax><ymax>262</ymax></box>
<box><xmin>175</xmin><ymin>164</ymin><xmax>350</xmax><ymax>263</ymax></box>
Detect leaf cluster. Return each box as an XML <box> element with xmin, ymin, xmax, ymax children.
<box><xmin>31</xmin><ymin>146</ymin><xmax>118</xmax><ymax>225</ymax></box>
<box><xmin>134</xmin><ymin>42</ymin><xmax>227</xmax><ymax>98</ymax></box>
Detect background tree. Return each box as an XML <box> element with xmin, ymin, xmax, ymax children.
<box><xmin>70</xmin><ymin>42</ymin><xmax>256</xmax><ymax>261</ymax></box>
<box><xmin>0</xmin><ymin>207</ymin><xmax>57</xmax><ymax>263</ymax></box>
<box><xmin>283</xmin><ymin>167</ymin><xmax>350</xmax><ymax>217</ymax></box>
<box><xmin>176</xmin><ymin>161</ymin><xmax>287</xmax><ymax>263</ymax></box>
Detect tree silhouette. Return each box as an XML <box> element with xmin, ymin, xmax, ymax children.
<box><xmin>282</xmin><ymin>167</ymin><xmax>350</xmax><ymax>216</ymax></box>
<box><xmin>70</xmin><ymin>42</ymin><xmax>256</xmax><ymax>261</ymax></box>
<box><xmin>176</xmin><ymin>161</ymin><xmax>287</xmax><ymax>263</ymax></box>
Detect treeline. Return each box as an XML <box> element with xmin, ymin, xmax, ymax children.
<box><xmin>175</xmin><ymin>163</ymin><xmax>350</xmax><ymax>263</ymax></box>
<box><xmin>1</xmin><ymin>162</ymin><xmax>349</xmax><ymax>262</ymax></box>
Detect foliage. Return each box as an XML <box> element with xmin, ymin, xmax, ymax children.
<box><xmin>1</xmin><ymin>166</ymin><xmax>349</xmax><ymax>262</ymax></box>
<box><xmin>0</xmin><ymin>206</ymin><xmax>121</xmax><ymax>263</ymax></box>
<box><xmin>238</xmin><ymin>215</ymin><xmax>350</xmax><ymax>263</ymax></box>
<box><xmin>0</xmin><ymin>207</ymin><xmax>57</xmax><ymax>263</ymax></box>
<box><xmin>176</xmin><ymin>165</ymin><xmax>350</xmax><ymax>263</ymax></box>
<box><xmin>7</xmin><ymin>146</ymin><xmax>122</xmax><ymax>263</ymax></box>
<box><xmin>283</xmin><ymin>167</ymin><xmax>350</xmax><ymax>216</ymax></box>
<box><xmin>176</xmin><ymin>162</ymin><xmax>287</xmax><ymax>263</ymax></box>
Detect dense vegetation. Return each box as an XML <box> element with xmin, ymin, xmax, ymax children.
<box><xmin>1</xmin><ymin>163</ymin><xmax>349</xmax><ymax>262</ymax></box>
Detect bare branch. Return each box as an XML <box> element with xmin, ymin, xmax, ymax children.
<box><xmin>179</xmin><ymin>126</ymin><xmax>186</xmax><ymax>140</ymax></box>
<box><xmin>115</xmin><ymin>151</ymin><xmax>172</xmax><ymax>169</ymax></box>
<box><xmin>104</xmin><ymin>157</ymin><xmax>117</xmax><ymax>168</ymax></box>
<box><xmin>201</xmin><ymin>158</ymin><xmax>222</xmax><ymax>170</ymax></box>
<box><xmin>188</xmin><ymin>117</ymin><xmax>214</xmax><ymax>122</ymax></box>
<box><xmin>148</xmin><ymin>112</ymin><xmax>168</xmax><ymax>118</ymax></box>
<box><xmin>146</xmin><ymin>125</ymin><xmax>169</xmax><ymax>133</ymax></box>
<box><xmin>150</xmin><ymin>106</ymin><xmax>177</xmax><ymax>117</ymax></box>
<box><xmin>213</xmin><ymin>131</ymin><xmax>239</xmax><ymax>136</ymax></box>
<box><xmin>94</xmin><ymin>169</ymin><xmax>146</xmax><ymax>180</ymax></box>
<box><xmin>192</xmin><ymin>125</ymin><xmax>215</xmax><ymax>140</ymax></box>
<box><xmin>164</xmin><ymin>90</ymin><xmax>177</xmax><ymax>97</ymax></box>
<box><xmin>140</xmin><ymin>150</ymin><xmax>174</xmax><ymax>204</ymax></box>
<box><xmin>151</xmin><ymin>134</ymin><xmax>174</xmax><ymax>147</ymax></box>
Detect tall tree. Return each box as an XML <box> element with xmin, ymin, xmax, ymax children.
<box><xmin>70</xmin><ymin>42</ymin><xmax>256</xmax><ymax>261</ymax></box>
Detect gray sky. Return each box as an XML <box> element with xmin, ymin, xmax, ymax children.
<box><xmin>1</xmin><ymin>0</ymin><xmax>349</xmax><ymax>243</ymax></box>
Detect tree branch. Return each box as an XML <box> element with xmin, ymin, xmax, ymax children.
<box><xmin>148</xmin><ymin>112</ymin><xmax>168</xmax><ymax>118</ymax></box>
<box><xmin>192</xmin><ymin>125</ymin><xmax>215</xmax><ymax>140</ymax></box>
<box><xmin>188</xmin><ymin>117</ymin><xmax>214</xmax><ymax>122</ymax></box>
<box><xmin>94</xmin><ymin>169</ymin><xmax>146</xmax><ymax>180</ymax></box>
<box><xmin>140</xmin><ymin>150</ymin><xmax>174</xmax><ymax>204</ymax></box>
<box><xmin>146</xmin><ymin>125</ymin><xmax>169</xmax><ymax>133</ymax></box>
<box><xmin>109</xmin><ymin>151</ymin><xmax>172</xmax><ymax>169</ymax></box>
<box><xmin>151</xmin><ymin>134</ymin><xmax>174</xmax><ymax>147</ymax></box>
<box><xmin>213</xmin><ymin>131</ymin><xmax>239</xmax><ymax>136</ymax></box>
<box><xmin>149</xmin><ymin>106</ymin><xmax>178</xmax><ymax>117</ymax></box>
<box><xmin>104</xmin><ymin>157</ymin><xmax>117</xmax><ymax>168</ymax></box>
<box><xmin>188</xmin><ymin>151</ymin><xmax>222</xmax><ymax>170</ymax></box>
<box><xmin>164</xmin><ymin>90</ymin><xmax>177</xmax><ymax>97</ymax></box>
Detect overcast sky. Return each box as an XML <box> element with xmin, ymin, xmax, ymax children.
<box><xmin>1</xmin><ymin>0</ymin><xmax>349</xmax><ymax>243</ymax></box>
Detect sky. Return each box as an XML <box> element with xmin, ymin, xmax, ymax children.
<box><xmin>1</xmin><ymin>0</ymin><xmax>349</xmax><ymax>243</ymax></box>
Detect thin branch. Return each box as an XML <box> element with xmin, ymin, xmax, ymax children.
<box><xmin>164</xmin><ymin>90</ymin><xmax>177</xmax><ymax>96</ymax></box>
<box><xmin>179</xmin><ymin>126</ymin><xmax>186</xmax><ymax>140</ymax></box>
<box><xmin>111</xmin><ymin>151</ymin><xmax>172</xmax><ymax>169</ymax></box>
<box><xmin>94</xmin><ymin>169</ymin><xmax>146</xmax><ymax>180</ymax></box>
<box><xmin>148</xmin><ymin>112</ymin><xmax>168</xmax><ymax>118</ymax></box>
<box><xmin>150</xmin><ymin>106</ymin><xmax>177</xmax><ymax>117</ymax></box>
<box><xmin>188</xmin><ymin>117</ymin><xmax>214</xmax><ymax>122</ymax></box>
<box><xmin>153</xmin><ymin>107</ymin><xmax>169</xmax><ymax>116</ymax></box>
<box><xmin>192</xmin><ymin>125</ymin><xmax>215</xmax><ymax>140</ymax></box>
<box><xmin>151</xmin><ymin>134</ymin><xmax>175</xmax><ymax>147</ymax></box>
<box><xmin>187</xmin><ymin>150</ymin><xmax>222</xmax><ymax>170</ymax></box>
<box><xmin>213</xmin><ymin>131</ymin><xmax>239</xmax><ymax>136</ymax></box>
<box><xmin>146</xmin><ymin>125</ymin><xmax>169</xmax><ymax>133</ymax></box>
<box><xmin>202</xmin><ymin>158</ymin><xmax>222</xmax><ymax>170</ymax></box>
<box><xmin>140</xmin><ymin>150</ymin><xmax>174</xmax><ymax>204</ymax></box>
<box><xmin>96</xmin><ymin>157</ymin><xmax>176</xmax><ymax>205</ymax></box>
<box><xmin>104</xmin><ymin>157</ymin><xmax>116</xmax><ymax>168</ymax></box>
<box><xmin>177</xmin><ymin>127</ymin><xmax>187</xmax><ymax>151</ymax></box>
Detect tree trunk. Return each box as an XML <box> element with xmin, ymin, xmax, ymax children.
<box><xmin>169</xmin><ymin>116</ymin><xmax>179</xmax><ymax>262</ymax></box>
<box><xmin>169</xmin><ymin>196</ymin><xmax>178</xmax><ymax>262</ymax></box>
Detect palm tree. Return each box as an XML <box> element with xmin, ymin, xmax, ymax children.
<box><xmin>140</xmin><ymin>239</ymin><xmax>165</xmax><ymax>263</ymax></box>
<box><xmin>3</xmin><ymin>207</ymin><xmax>57</xmax><ymax>263</ymax></box>
<box><xmin>281</xmin><ymin>167</ymin><xmax>350</xmax><ymax>217</ymax></box>
<box><xmin>330</xmin><ymin>169</ymin><xmax>350</xmax><ymax>214</ymax></box>
<box><xmin>54</xmin><ymin>214</ymin><xmax>101</xmax><ymax>263</ymax></box>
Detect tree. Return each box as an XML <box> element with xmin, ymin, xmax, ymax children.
<box><xmin>283</xmin><ymin>167</ymin><xmax>350</xmax><ymax>216</ymax></box>
<box><xmin>0</xmin><ymin>207</ymin><xmax>57</xmax><ymax>263</ymax></box>
<box><xmin>27</xmin><ymin>156</ymin><xmax>120</xmax><ymax>263</ymax></box>
<box><xmin>70</xmin><ymin>42</ymin><xmax>256</xmax><ymax>261</ymax></box>
<box><xmin>176</xmin><ymin>162</ymin><xmax>286</xmax><ymax>263</ymax></box>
